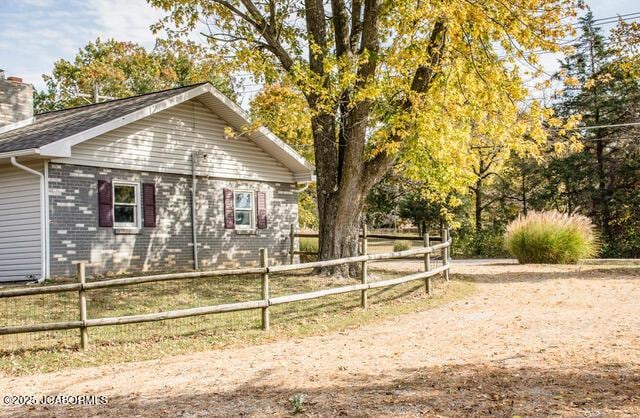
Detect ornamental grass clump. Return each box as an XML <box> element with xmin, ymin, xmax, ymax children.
<box><xmin>504</xmin><ymin>210</ymin><xmax>598</xmax><ymax>264</ymax></box>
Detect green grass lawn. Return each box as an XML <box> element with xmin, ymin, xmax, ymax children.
<box><xmin>0</xmin><ymin>268</ymin><xmax>473</xmax><ymax>376</ymax></box>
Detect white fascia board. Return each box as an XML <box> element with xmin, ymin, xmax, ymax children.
<box><xmin>0</xmin><ymin>148</ymin><xmax>40</xmax><ymax>159</ymax></box>
<box><xmin>0</xmin><ymin>147</ymin><xmax>73</xmax><ymax>160</ymax></box>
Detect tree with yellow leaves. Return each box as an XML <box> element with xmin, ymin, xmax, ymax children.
<box><xmin>150</xmin><ymin>0</ymin><xmax>579</xmax><ymax>273</ymax></box>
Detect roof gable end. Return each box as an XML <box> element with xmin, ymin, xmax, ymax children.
<box><xmin>0</xmin><ymin>83</ymin><xmax>314</xmax><ymax>182</ymax></box>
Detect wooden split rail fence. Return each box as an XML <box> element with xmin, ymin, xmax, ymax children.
<box><xmin>289</xmin><ymin>224</ymin><xmax>448</xmax><ymax>263</ymax></box>
<box><xmin>0</xmin><ymin>228</ymin><xmax>451</xmax><ymax>350</ymax></box>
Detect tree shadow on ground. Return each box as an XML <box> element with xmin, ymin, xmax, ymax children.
<box><xmin>459</xmin><ymin>267</ymin><xmax>640</xmax><ymax>284</ymax></box>
<box><xmin>41</xmin><ymin>362</ymin><xmax>639</xmax><ymax>417</ymax></box>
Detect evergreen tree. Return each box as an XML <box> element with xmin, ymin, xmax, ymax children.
<box><xmin>534</xmin><ymin>13</ymin><xmax>640</xmax><ymax>256</ymax></box>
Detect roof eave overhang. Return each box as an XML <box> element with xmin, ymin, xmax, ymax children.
<box><xmin>0</xmin><ymin>147</ymin><xmax>69</xmax><ymax>159</ymax></box>
<box><xmin>0</xmin><ymin>148</ymin><xmax>39</xmax><ymax>159</ymax></box>
<box><xmin>0</xmin><ymin>147</ymin><xmax>71</xmax><ymax>163</ymax></box>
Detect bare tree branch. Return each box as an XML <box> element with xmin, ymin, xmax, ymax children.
<box><xmin>210</xmin><ymin>0</ymin><xmax>295</xmax><ymax>70</ymax></box>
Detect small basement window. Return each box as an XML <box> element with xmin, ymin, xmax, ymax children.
<box><xmin>113</xmin><ymin>182</ymin><xmax>140</xmax><ymax>228</ymax></box>
<box><xmin>234</xmin><ymin>190</ymin><xmax>254</xmax><ymax>229</ymax></box>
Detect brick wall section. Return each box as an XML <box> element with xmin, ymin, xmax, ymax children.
<box><xmin>48</xmin><ymin>163</ymin><xmax>298</xmax><ymax>278</ymax></box>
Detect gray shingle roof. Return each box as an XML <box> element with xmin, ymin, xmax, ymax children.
<box><xmin>0</xmin><ymin>83</ymin><xmax>207</xmax><ymax>154</ymax></box>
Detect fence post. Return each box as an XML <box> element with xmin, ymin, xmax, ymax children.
<box><xmin>260</xmin><ymin>248</ymin><xmax>270</xmax><ymax>330</ymax></box>
<box><xmin>423</xmin><ymin>232</ymin><xmax>432</xmax><ymax>294</ymax></box>
<box><xmin>360</xmin><ymin>222</ymin><xmax>368</xmax><ymax>309</ymax></box>
<box><xmin>76</xmin><ymin>262</ymin><xmax>88</xmax><ymax>350</ymax></box>
<box><xmin>289</xmin><ymin>224</ymin><xmax>295</xmax><ymax>264</ymax></box>
<box><xmin>443</xmin><ymin>228</ymin><xmax>450</xmax><ymax>282</ymax></box>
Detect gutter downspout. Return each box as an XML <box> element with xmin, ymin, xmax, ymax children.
<box><xmin>191</xmin><ymin>151</ymin><xmax>199</xmax><ymax>270</ymax></box>
<box><xmin>10</xmin><ymin>157</ymin><xmax>47</xmax><ymax>281</ymax></box>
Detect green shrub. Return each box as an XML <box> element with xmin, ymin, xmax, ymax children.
<box><xmin>504</xmin><ymin>210</ymin><xmax>598</xmax><ymax>264</ymax></box>
<box><xmin>452</xmin><ymin>228</ymin><xmax>509</xmax><ymax>258</ymax></box>
<box><xmin>299</xmin><ymin>237</ymin><xmax>318</xmax><ymax>262</ymax></box>
<box><xmin>393</xmin><ymin>240</ymin><xmax>412</xmax><ymax>251</ymax></box>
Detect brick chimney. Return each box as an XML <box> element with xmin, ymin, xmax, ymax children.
<box><xmin>0</xmin><ymin>71</ymin><xmax>34</xmax><ymax>128</ymax></box>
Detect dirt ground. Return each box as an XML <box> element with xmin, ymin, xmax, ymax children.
<box><xmin>1</xmin><ymin>262</ymin><xmax>639</xmax><ymax>417</ymax></box>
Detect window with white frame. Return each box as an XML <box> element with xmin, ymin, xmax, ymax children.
<box><xmin>113</xmin><ymin>182</ymin><xmax>140</xmax><ymax>228</ymax></box>
<box><xmin>234</xmin><ymin>190</ymin><xmax>254</xmax><ymax>229</ymax></box>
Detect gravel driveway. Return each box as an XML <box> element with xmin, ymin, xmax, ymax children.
<box><xmin>1</xmin><ymin>263</ymin><xmax>639</xmax><ymax>417</ymax></box>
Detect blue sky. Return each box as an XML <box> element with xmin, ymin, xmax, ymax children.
<box><xmin>0</xmin><ymin>0</ymin><xmax>165</xmax><ymax>88</ymax></box>
<box><xmin>1</xmin><ymin>0</ymin><xmax>638</xmax><ymax>98</ymax></box>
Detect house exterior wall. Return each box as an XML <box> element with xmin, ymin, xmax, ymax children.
<box><xmin>48</xmin><ymin>163</ymin><xmax>298</xmax><ymax>278</ymax></box>
<box><xmin>0</xmin><ymin>162</ymin><xmax>42</xmax><ymax>281</ymax></box>
<box><xmin>52</xmin><ymin>100</ymin><xmax>296</xmax><ymax>183</ymax></box>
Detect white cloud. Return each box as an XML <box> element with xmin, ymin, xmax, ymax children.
<box><xmin>0</xmin><ymin>0</ymin><xmax>168</xmax><ymax>89</ymax></box>
<box><xmin>85</xmin><ymin>0</ymin><xmax>167</xmax><ymax>48</ymax></box>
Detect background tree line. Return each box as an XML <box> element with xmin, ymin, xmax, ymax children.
<box><xmin>34</xmin><ymin>3</ymin><xmax>640</xmax><ymax>261</ymax></box>
<box><xmin>364</xmin><ymin>13</ymin><xmax>640</xmax><ymax>258</ymax></box>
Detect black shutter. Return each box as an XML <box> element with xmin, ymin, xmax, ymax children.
<box><xmin>256</xmin><ymin>191</ymin><xmax>267</xmax><ymax>229</ymax></box>
<box><xmin>143</xmin><ymin>183</ymin><xmax>156</xmax><ymax>227</ymax></box>
<box><xmin>223</xmin><ymin>188</ymin><xmax>235</xmax><ymax>229</ymax></box>
<box><xmin>98</xmin><ymin>180</ymin><xmax>113</xmax><ymax>227</ymax></box>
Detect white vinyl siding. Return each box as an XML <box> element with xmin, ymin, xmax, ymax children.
<box><xmin>0</xmin><ymin>163</ymin><xmax>42</xmax><ymax>281</ymax></box>
<box><xmin>54</xmin><ymin>100</ymin><xmax>296</xmax><ymax>183</ymax></box>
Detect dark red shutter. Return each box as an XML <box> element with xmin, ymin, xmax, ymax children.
<box><xmin>223</xmin><ymin>188</ymin><xmax>235</xmax><ymax>229</ymax></box>
<box><xmin>143</xmin><ymin>183</ymin><xmax>157</xmax><ymax>227</ymax></box>
<box><xmin>256</xmin><ymin>191</ymin><xmax>267</xmax><ymax>229</ymax></box>
<box><xmin>98</xmin><ymin>180</ymin><xmax>113</xmax><ymax>227</ymax></box>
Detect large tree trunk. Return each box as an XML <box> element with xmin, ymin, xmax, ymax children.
<box><xmin>301</xmin><ymin>2</ymin><xmax>444</xmax><ymax>277</ymax></box>
<box><xmin>312</xmin><ymin>108</ymin><xmax>370</xmax><ymax>277</ymax></box>
<box><xmin>199</xmin><ymin>0</ymin><xmax>447</xmax><ymax>276</ymax></box>
<box><xmin>317</xmin><ymin>191</ymin><xmax>364</xmax><ymax>276</ymax></box>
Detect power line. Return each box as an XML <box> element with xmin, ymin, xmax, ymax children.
<box><xmin>573</xmin><ymin>121</ymin><xmax>640</xmax><ymax>131</ymax></box>
<box><xmin>590</xmin><ymin>11</ymin><xmax>640</xmax><ymax>24</ymax></box>
<box><xmin>497</xmin><ymin>12</ymin><xmax>640</xmax><ymax>59</ymax></box>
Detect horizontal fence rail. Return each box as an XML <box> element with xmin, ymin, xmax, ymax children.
<box><xmin>0</xmin><ymin>244</ymin><xmax>449</xmax><ymax>299</ymax></box>
<box><xmin>0</xmin><ymin>227</ymin><xmax>452</xmax><ymax>350</ymax></box>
